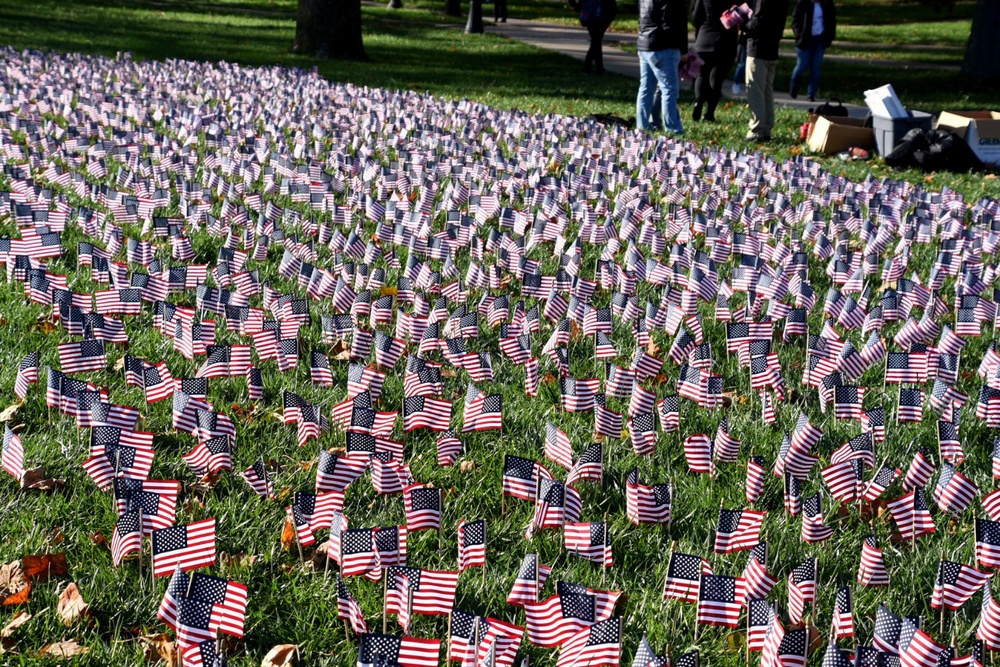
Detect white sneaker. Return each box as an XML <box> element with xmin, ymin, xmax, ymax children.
<box><xmin>732</xmin><ymin>83</ymin><xmax>744</xmax><ymax>94</ymax></box>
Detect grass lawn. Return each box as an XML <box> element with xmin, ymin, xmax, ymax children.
<box><xmin>0</xmin><ymin>2</ymin><xmax>999</xmax><ymax>667</ymax></box>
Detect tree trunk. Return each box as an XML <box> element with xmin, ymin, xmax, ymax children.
<box><xmin>294</xmin><ymin>0</ymin><xmax>367</xmax><ymax>60</ymax></box>
<box><xmin>961</xmin><ymin>0</ymin><xmax>1000</xmax><ymax>83</ymax></box>
<box><xmin>445</xmin><ymin>0</ymin><xmax>461</xmax><ymax>16</ymax></box>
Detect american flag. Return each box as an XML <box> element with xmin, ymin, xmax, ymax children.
<box><xmin>632</xmin><ymin>633</ymin><xmax>668</xmax><ymax>666</ymax></box>
<box><xmin>180</xmin><ymin>640</ymin><xmax>225</xmax><ymax>667</ymax></box>
<box><xmin>787</xmin><ymin>557</ymin><xmax>817</xmax><ymax>625</ymax></box>
<box><xmin>746</xmin><ymin>456</ymin><xmax>766</xmax><ymax>504</ymax></box>
<box><xmin>625</xmin><ymin>468</ymin><xmax>672</xmax><ymax>525</ymax></box>
<box><xmin>657</xmin><ymin>395</ymin><xmax>680</xmax><ymax>433</ymax></box>
<box><xmin>316</xmin><ymin>450</ymin><xmax>369</xmax><ymax>493</ymax></box>
<box><xmin>903</xmin><ymin>448</ymin><xmax>936</xmax><ymax>491</ymax></box>
<box><xmin>930</xmin><ymin>559</ymin><xmax>990</xmax><ymax>611</ymax></box>
<box><xmin>714</xmin><ymin>508</ymin><xmax>764</xmax><ymax>553</ymax></box>
<box><xmin>462</xmin><ymin>392</ymin><xmax>503</xmax><ymax>433</ymax></box>
<box><xmin>57</xmin><ymin>339</ymin><xmax>107</xmax><ymax>373</ymax></box>
<box><xmin>240</xmin><ymin>460</ymin><xmax>274</xmax><ymax>499</ymax></box>
<box><xmin>886</xmin><ymin>351</ymin><xmax>925</xmax><ymax>384</ymax></box>
<box><xmin>151</xmin><ymin>518</ymin><xmax>217</xmax><ymax>577</ymax></box>
<box><xmin>776</xmin><ymin>627</ymin><xmax>809</xmax><ymax>667</ymax></box>
<box><xmin>183</xmin><ymin>435</ymin><xmax>233</xmax><ymax>476</ymax></box>
<box><xmin>545</xmin><ymin>420</ymin><xmax>574</xmax><ymax>469</ymax></box>
<box><xmin>83</xmin><ymin>427</ymin><xmax>156</xmax><ymax>490</ymax></box>
<box><xmin>564</xmin><ymin>521</ymin><xmax>612</xmax><ymax>568</ymax></box>
<box><xmin>385</xmin><ymin>567</ymin><xmax>459</xmax><ymax>618</ymax></box>
<box><xmin>831</xmin><ymin>432</ymin><xmax>875</xmax><ymax>468</ymax></box>
<box><xmin>111</xmin><ymin>508</ymin><xmax>142</xmax><ymax>567</ymax></box>
<box><xmin>662</xmin><ymin>551</ymin><xmax>711</xmax><ymax>603</ymax></box>
<box><xmin>933</xmin><ymin>461</ymin><xmax>978</xmax><ymax>515</ymax></box>
<box><xmin>801</xmin><ymin>492</ymin><xmax>833</xmax><ymax>543</ymax></box>
<box><xmin>556</xmin><ymin>617</ymin><xmax>621</xmax><ymax>667</ymax></box>
<box><xmin>114</xmin><ymin>478</ymin><xmax>180</xmax><ymax>533</ymax></box>
<box><xmin>526</xmin><ymin>478</ymin><xmax>582</xmax><ymax>537</ymax></box>
<box><xmin>502</xmin><ymin>455</ymin><xmax>553</xmax><ymax>502</ymax></box>
<box><xmin>336</xmin><ymin>574</ymin><xmax>368</xmax><ymax>634</ymax></box>
<box><xmin>832</xmin><ymin>585</ymin><xmax>854</xmax><ymax>640</ymax></box>
<box><xmin>436</xmin><ymin>430</ymin><xmax>464</xmax><ymax>467</ymax></box>
<box><xmin>898</xmin><ymin>617</ymin><xmax>945</xmax><ymax>667</ymax></box>
<box><xmin>886</xmin><ymin>488</ymin><xmax>936</xmax><ymax>541</ymax></box>
<box><xmin>821</xmin><ymin>458</ymin><xmax>863</xmax><ymax>503</ymax></box>
<box><xmin>567</xmin><ymin>442</ymin><xmax>603</xmax><ymax>487</ymax></box>
<box><xmin>986</xmin><ymin>489</ymin><xmax>1000</xmax><ymax>522</ymax></box>
<box><xmin>697</xmin><ymin>574</ymin><xmax>741</xmax><ymax>628</ymax></box>
<box><xmin>978</xmin><ymin>578</ymin><xmax>1000</xmax><ymax>651</ymax></box>
<box><xmin>507</xmin><ymin>553</ymin><xmax>551</xmax><ymax>607</ymax></box>
<box><xmin>523</xmin><ymin>581</ymin><xmax>620</xmax><ymax>648</ymax></box>
<box><xmin>742</xmin><ymin>542</ymin><xmax>777</xmax><ymax>601</ymax></box>
<box><xmin>821</xmin><ymin>641</ymin><xmax>853</xmax><ymax>667</ymax></box>
<box><xmin>357</xmin><ymin>633</ymin><xmax>440</xmax><ymax>667</ymax></box>
<box><xmin>977</xmin><ymin>518</ymin><xmax>1000</xmax><ymax>570</ymax></box>
<box><xmin>2</xmin><ymin>424</ymin><xmax>24</xmax><ymax>481</ymax></box>
<box><xmin>457</xmin><ymin>519</ymin><xmax>486</xmax><ymax>571</ymax></box>
<box><xmin>863</xmin><ymin>464</ymin><xmax>900</xmax><ymax>502</ymax></box>
<box><xmin>683</xmin><ymin>434</ymin><xmax>715</xmax><ymax>476</ymax></box>
<box><xmin>175</xmin><ymin>596</ymin><xmax>216</xmax><ymax>649</ymax></box>
<box><xmin>747</xmin><ymin>598</ymin><xmax>773</xmax><ymax>652</ymax></box>
<box><xmin>14</xmin><ymin>350</ymin><xmax>39</xmax><ymax>399</ymax></box>
<box><xmin>340</xmin><ymin>528</ymin><xmax>381</xmax><ymax>578</ymax></box>
<box><xmin>857</xmin><ymin>533</ymin><xmax>890</xmax><ymax>587</ymax></box>
<box><xmin>403</xmin><ymin>485</ymin><xmax>442</xmax><ymax>532</ymax></box>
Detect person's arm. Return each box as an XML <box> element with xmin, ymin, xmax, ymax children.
<box><xmin>743</xmin><ymin>0</ymin><xmax>764</xmax><ymax>34</ymax></box>
<box><xmin>791</xmin><ymin>0</ymin><xmax>805</xmax><ymax>39</ymax></box>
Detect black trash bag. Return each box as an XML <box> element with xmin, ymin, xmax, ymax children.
<box><xmin>587</xmin><ymin>113</ymin><xmax>635</xmax><ymax>129</ymax></box>
<box><xmin>885</xmin><ymin>127</ymin><xmax>984</xmax><ymax>173</ymax></box>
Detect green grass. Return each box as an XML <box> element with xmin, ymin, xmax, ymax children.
<box><xmin>0</xmin><ymin>9</ymin><xmax>999</xmax><ymax>662</ymax></box>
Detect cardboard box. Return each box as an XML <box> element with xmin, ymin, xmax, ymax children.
<box><xmin>807</xmin><ymin>115</ymin><xmax>874</xmax><ymax>155</ymax></box>
<box><xmin>936</xmin><ymin>111</ymin><xmax>1000</xmax><ymax>166</ymax></box>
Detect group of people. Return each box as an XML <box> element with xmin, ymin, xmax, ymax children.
<box><xmin>575</xmin><ymin>0</ymin><xmax>836</xmax><ymax>142</ymax></box>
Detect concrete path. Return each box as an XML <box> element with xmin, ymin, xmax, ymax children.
<box><xmin>487</xmin><ymin>18</ymin><xmax>926</xmax><ymax>118</ymax></box>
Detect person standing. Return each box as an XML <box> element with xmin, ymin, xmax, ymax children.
<box><xmin>494</xmin><ymin>0</ymin><xmax>507</xmax><ymax>23</ymax></box>
<box><xmin>635</xmin><ymin>0</ymin><xmax>688</xmax><ymax>134</ymax></box>
<box><xmin>743</xmin><ymin>0</ymin><xmax>789</xmax><ymax>141</ymax></box>
<box><xmin>691</xmin><ymin>0</ymin><xmax>739</xmax><ymax>121</ymax></box>
<box><xmin>571</xmin><ymin>0</ymin><xmax>618</xmax><ymax>74</ymax></box>
<box><xmin>790</xmin><ymin>0</ymin><xmax>835</xmax><ymax>100</ymax></box>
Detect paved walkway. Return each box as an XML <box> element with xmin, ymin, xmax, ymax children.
<box><xmin>487</xmin><ymin>18</ymin><xmax>917</xmax><ymax>118</ymax></box>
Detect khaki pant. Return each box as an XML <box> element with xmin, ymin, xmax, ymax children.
<box><xmin>746</xmin><ymin>56</ymin><xmax>778</xmax><ymax>139</ymax></box>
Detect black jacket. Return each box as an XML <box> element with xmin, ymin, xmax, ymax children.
<box><xmin>692</xmin><ymin>0</ymin><xmax>739</xmax><ymax>55</ymax></box>
<box><xmin>792</xmin><ymin>0</ymin><xmax>835</xmax><ymax>48</ymax></box>
<box><xmin>744</xmin><ymin>0</ymin><xmax>789</xmax><ymax>60</ymax></box>
<box><xmin>637</xmin><ymin>0</ymin><xmax>689</xmax><ymax>52</ymax></box>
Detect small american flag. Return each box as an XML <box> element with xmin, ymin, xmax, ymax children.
<box><xmin>150</xmin><ymin>518</ymin><xmax>217</xmax><ymax>577</ymax></box>
<box><xmin>931</xmin><ymin>559</ymin><xmax>990</xmax><ymax>611</ymax></box>
<box><xmin>458</xmin><ymin>519</ymin><xmax>486</xmax><ymax>571</ymax></box>
<box><xmin>357</xmin><ymin>633</ymin><xmax>440</xmax><ymax>667</ymax></box>
<box><xmin>507</xmin><ymin>553</ymin><xmax>551</xmax><ymax>607</ymax></box>
<box><xmin>14</xmin><ymin>350</ymin><xmax>39</xmax><ymax>399</ymax></box>
<box><xmin>697</xmin><ymin>574</ymin><xmax>741</xmax><ymax>628</ymax></box>
<box><xmin>403</xmin><ymin>485</ymin><xmax>442</xmax><ymax>532</ymax></box>
<box><xmin>57</xmin><ymin>339</ymin><xmax>107</xmax><ymax>374</ymax></box>
<box><xmin>714</xmin><ymin>508</ymin><xmax>764</xmax><ymax>554</ymax></box>
<box><xmin>857</xmin><ymin>533</ymin><xmax>890</xmax><ymax>587</ymax></box>
<box><xmin>336</xmin><ymin>574</ymin><xmax>368</xmax><ymax>634</ymax></box>
<box><xmin>787</xmin><ymin>557</ymin><xmax>816</xmax><ymax>625</ymax></box>
<box><xmin>111</xmin><ymin>508</ymin><xmax>142</xmax><ymax>567</ymax></box>
<box><xmin>662</xmin><ymin>551</ymin><xmax>711</xmax><ymax>603</ymax></box>
<box><xmin>556</xmin><ymin>617</ymin><xmax>621</xmax><ymax>667</ymax></box>
<box><xmin>240</xmin><ymin>460</ymin><xmax>274</xmax><ymax>499</ymax></box>
<box><xmin>564</xmin><ymin>521</ymin><xmax>612</xmax><ymax>568</ymax></box>
<box><xmin>2</xmin><ymin>424</ymin><xmax>25</xmax><ymax>481</ymax></box>
<box><xmin>976</xmin><ymin>518</ymin><xmax>1000</xmax><ymax>570</ymax></box>
<box><xmin>832</xmin><ymin>586</ymin><xmax>854</xmax><ymax>640</ymax></box>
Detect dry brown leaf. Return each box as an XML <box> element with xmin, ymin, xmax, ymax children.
<box><xmin>57</xmin><ymin>583</ymin><xmax>90</xmax><ymax>626</ymax></box>
<box><xmin>0</xmin><ymin>561</ymin><xmax>24</xmax><ymax>595</ymax></box>
<box><xmin>646</xmin><ymin>340</ymin><xmax>662</xmax><ymax>357</ymax></box>
<box><xmin>140</xmin><ymin>633</ymin><xmax>177</xmax><ymax>665</ymax></box>
<box><xmin>297</xmin><ymin>459</ymin><xmax>315</xmax><ymax>472</ymax></box>
<box><xmin>0</xmin><ymin>402</ymin><xmax>22</xmax><ymax>422</ymax></box>
<box><xmin>1</xmin><ymin>636</ymin><xmax>15</xmax><ymax>654</ymax></box>
<box><xmin>458</xmin><ymin>459</ymin><xmax>475</xmax><ymax>472</ymax></box>
<box><xmin>188</xmin><ymin>470</ymin><xmax>223</xmax><ymax>495</ymax></box>
<box><xmin>441</xmin><ymin>368</ymin><xmax>458</xmax><ymax>378</ymax></box>
<box><xmin>20</xmin><ymin>467</ymin><xmax>65</xmax><ymax>492</ymax></box>
<box><xmin>182</xmin><ymin>497</ymin><xmax>205</xmax><ymax>515</ymax></box>
<box><xmin>113</xmin><ymin>356</ymin><xmax>126</xmax><ymax>372</ymax></box>
<box><xmin>2</xmin><ymin>584</ymin><xmax>30</xmax><ymax>607</ymax></box>
<box><xmin>280</xmin><ymin>517</ymin><xmax>297</xmax><ymax>551</ymax></box>
<box><xmin>33</xmin><ymin>319</ymin><xmax>57</xmax><ymax>335</ymax></box>
<box><xmin>261</xmin><ymin>644</ymin><xmax>298</xmax><ymax>666</ymax></box>
<box><xmin>90</xmin><ymin>532</ymin><xmax>108</xmax><ymax>547</ymax></box>
<box><xmin>219</xmin><ymin>552</ymin><xmax>257</xmax><ymax>569</ymax></box>
<box><xmin>23</xmin><ymin>553</ymin><xmax>68</xmax><ymax>583</ymax></box>
<box><xmin>1</xmin><ymin>611</ymin><xmax>31</xmax><ymax>637</ymax></box>
<box><xmin>39</xmin><ymin>640</ymin><xmax>88</xmax><ymax>658</ymax></box>
<box><xmin>48</xmin><ymin>527</ymin><xmax>65</xmax><ymax>546</ymax></box>
<box><xmin>330</xmin><ymin>340</ymin><xmax>350</xmax><ymax>361</ymax></box>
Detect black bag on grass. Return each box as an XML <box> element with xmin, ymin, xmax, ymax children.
<box><xmin>884</xmin><ymin>128</ymin><xmax>984</xmax><ymax>174</ymax></box>
<box><xmin>811</xmin><ymin>99</ymin><xmax>849</xmax><ymax>118</ymax></box>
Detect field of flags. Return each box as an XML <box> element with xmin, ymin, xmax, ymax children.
<box><xmin>3</xmin><ymin>46</ymin><xmax>1000</xmax><ymax>667</ymax></box>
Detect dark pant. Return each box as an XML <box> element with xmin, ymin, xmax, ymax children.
<box><xmin>493</xmin><ymin>0</ymin><xmax>506</xmax><ymax>21</ymax></box>
<box><xmin>790</xmin><ymin>42</ymin><xmax>824</xmax><ymax>97</ymax></box>
<box><xmin>694</xmin><ymin>49</ymin><xmax>736</xmax><ymax>119</ymax></box>
<box><xmin>584</xmin><ymin>22</ymin><xmax>609</xmax><ymax>73</ymax></box>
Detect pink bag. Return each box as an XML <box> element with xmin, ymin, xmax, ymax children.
<box><xmin>678</xmin><ymin>50</ymin><xmax>705</xmax><ymax>82</ymax></box>
<box><xmin>720</xmin><ymin>3</ymin><xmax>753</xmax><ymax>30</ymax></box>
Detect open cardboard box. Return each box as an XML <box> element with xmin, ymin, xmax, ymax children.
<box><xmin>936</xmin><ymin>111</ymin><xmax>1000</xmax><ymax>166</ymax></box>
<box><xmin>807</xmin><ymin>115</ymin><xmax>874</xmax><ymax>155</ymax></box>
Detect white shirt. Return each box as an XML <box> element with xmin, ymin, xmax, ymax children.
<box><xmin>811</xmin><ymin>2</ymin><xmax>825</xmax><ymax>37</ymax></box>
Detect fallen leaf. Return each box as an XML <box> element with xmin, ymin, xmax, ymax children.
<box><xmin>182</xmin><ymin>497</ymin><xmax>205</xmax><ymax>514</ymax></box>
<box><xmin>113</xmin><ymin>356</ymin><xmax>126</xmax><ymax>371</ymax></box>
<box><xmin>20</xmin><ymin>467</ymin><xmax>65</xmax><ymax>492</ymax></box>
<box><xmin>57</xmin><ymin>583</ymin><xmax>90</xmax><ymax>626</ymax></box>
<box><xmin>1</xmin><ymin>611</ymin><xmax>31</xmax><ymax>637</ymax></box>
<box><xmin>0</xmin><ymin>403</ymin><xmax>22</xmax><ymax>422</ymax></box>
<box><xmin>33</xmin><ymin>319</ymin><xmax>57</xmax><ymax>335</ymax></box>
<box><xmin>330</xmin><ymin>340</ymin><xmax>350</xmax><ymax>361</ymax></box>
<box><xmin>646</xmin><ymin>340</ymin><xmax>662</xmax><ymax>357</ymax></box>
<box><xmin>39</xmin><ymin>640</ymin><xmax>87</xmax><ymax>658</ymax></box>
<box><xmin>297</xmin><ymin>460</ymin><xmax>315</xmax><ymax>472</ymax></box>
<box><xmin>280</xmin><ymin>517</ymin><xmax>296</xmax><ymax>551</ymax></box>
<box><xmin>90</xmin><ymin>532</ymin><xmax>108</xmax><ymax>547</ymax></box>
<box><xmin>219</xmin><ymin>552</ymin><xmax>257</xmax><ymax>569</ymax></box>
<box><xmin>0</xmin><ymin>561</ymin><xmax>24</xmax><ymax>595</ymax></box>
<box><xmin>23</xmin><ymin>553</ymin><xmax>68</xmax><ymax>583</ymax></box>
<box><xmin>725</xmin><ymin>631</ymin><xmax>745</xmax><ymax>650</ymax></box>
<box><xmin>262</xmin><ymin>644</ymin><xmax>298</xmax><ymax>666</ymax></box>
<box><xmin>459</xmin><ymin>460</ymin><xmax>475</xmax><ymax>472</ymax></box>
<box><xmin>2</xmin><ymin>585</ymin><xmax>30</xmax><ymax>606</ymax></box>
<box><xmin>48</xmin><ymin>527</ymin><xmax>65</xmax><ymax>546</ymax></box>
<box><xmin>140</xmin><ymin>633</ymin><xmax>177</xmax><ymax>665</ymax></box>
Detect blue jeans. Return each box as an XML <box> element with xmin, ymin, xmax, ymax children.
<box><xmin>637</xmin><ymin>48</ymin><xmax>682</xmax><ymax>135</ymax></box>
<box><xmin>733</xmin><ymin>43</ymin><xmax>747</xmax><ymax>86</ymax></box>
<box><xmin>790</xmin><ymin>42</ymin><xmax>825</xmax><ymax>97</ymax></box>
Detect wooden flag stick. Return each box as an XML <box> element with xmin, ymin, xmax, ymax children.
<box><xmin>138</xmin><ymin>508</ymin><xmax>144</xmax><ymax>582</ymax></box>
<box><xmin>382</xmin><ymin>569</ymin><xmax>388</xmax><ymax>633</ymax></box>
<box><xmin>693</xmin><ymin>567</ymin><xmax>703</xmax><ymax>643</ymax></box>
<box><xmin>940</xmin><ymin>551</ymin><xmax>946</xmax><ymax>636</ymax></box>
<box><xmin>446</xmin><ymin>612</ymin><xmax>453</xmax><ymax>667</ymax></box>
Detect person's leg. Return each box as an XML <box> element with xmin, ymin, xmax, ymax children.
<box><xmin>584</xmin><ymin>24</ymin><xmax>601</xmax><ymax>72</ymax></box>
<box><xmin>762</xmin><ymin>59</ymin><xmax>777</xmax><ymax>137</ymax></box>
<box><xmin>733</xmin><ymin>43</ymin><xmax>747</xmax><ymax>91</ymax></box>
<box><xmin>594</xmin><ymin>22</ymin><xmax>609</xmax><ymax>73</ymax></box>
<box><xmin>789</xmin><ymin>46</ymin><xmax>808</xmax><ymax>98</ymax></box>
<box><xmin>649</xmin><ymin>49</ymin><xmax>683</xmax><ymax>135</ymax></box>
<box><xmin>693</xmin><ymin>51</ymin><xmax>713</xmax><ymax>121</ymax></box>
<box><xmin>808</xmin><ymin>44</ymin><xmax>824</xmax><ymax>99</ymax></box>
<box><xmin>745</xmin><ymin>56</ymin><xmax>765</xmax><ymax>138</ymax></box>
<box><xmin>636</xmin><ymin>52</ymin><xmax>657</xmax><ymax>130</ymax></box>
<box><xmin>706</xmin><ymin>51</ymin><xmax>734</xmax><ymax>119</ymax></box>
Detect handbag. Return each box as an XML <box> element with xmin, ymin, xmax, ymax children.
<box><xmin>811</xmin><ymin>99</ymin><xmax>849</xmax><ymax>118</ymax></box>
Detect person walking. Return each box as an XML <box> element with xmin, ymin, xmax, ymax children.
<box><xmin>571</xmin><ymin>0</ymin><xmax>618</xmax><ymax>74</ymax></box>
<box><xmin>493</xmin><ymin>0</ymin><xmax>507</xmax><ymax>22</ymax></box>
<box><xmin>691</xmin><ymin>0</ymin><xmax>739</xmax><ymax>122</ymax></box>
<box><xmin>635</xmin><ymin>0</ymin><xmax>688</xmax><ymax>134</ymax></box>
<box><xmin>743</xmin><ymin>0</ymin><xmax>789</xmax><ymax>141</ymax></box>
<box><xmin>790</xmin><ymin>0</ymin><xmax>835</xmax><ymax>100</ymax></box>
